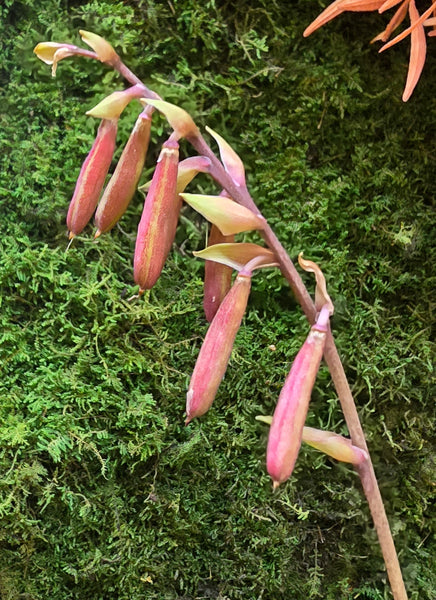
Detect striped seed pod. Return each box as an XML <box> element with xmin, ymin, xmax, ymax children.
<box><xmin>203</xmin><ymin>224</ymin><xmax>234</xmax><ymax>322</ymax></box>
<box><xmin>266</xmin><ymin>305</ymin><xmax>331</xmax><ymax>488</ymax></box>
<box><xmin>133</xmin><ymin>139</ymin><xmax>179</xmax><ymax>292</ymax></box>
<box><xmin>66</xmin><ymin>118</ymin><xmax>118</xmax><ymax>238</ymax></box>
<box><xmin>186</xmin><ymin>271</ymin><xmax>251</xmax><ymax>424</ymax></box>
<box><xmin>95</xmin><ymin>109</ymin><xmax>152</xmax><ymax>237</ymax></box>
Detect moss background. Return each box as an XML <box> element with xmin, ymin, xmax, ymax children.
<box><xmin>0</xmin><ymin>0</ymin><xmax>435</xmax><ymax>598</ymax></box>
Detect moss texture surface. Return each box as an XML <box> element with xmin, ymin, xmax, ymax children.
<box><xmin>0</xmin><ymin>1</ymin><xmax>435</xmax><ymax>598</ymax></box>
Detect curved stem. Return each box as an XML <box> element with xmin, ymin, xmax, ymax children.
<box><xmin>189</xmin><ymin>130</ymin><xmax>408</xmax><ymax>600</ymax></box>
<box><xmin>111</xmin><ymin>69</ymin><xmax>407</xmax><ymax>600</ymax></box>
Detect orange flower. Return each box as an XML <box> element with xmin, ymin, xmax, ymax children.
<box><xmin>304</xmin><ymin>0</ymin><xmax>436</xmax><ymax>100</ymax></box>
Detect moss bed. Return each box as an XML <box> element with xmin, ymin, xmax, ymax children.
<box><xmin>0</xmin><ymin>1</ymin><xmax>434</xmax><ymax>598</ymax></box>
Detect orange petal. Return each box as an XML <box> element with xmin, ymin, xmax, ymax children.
<box><xmin>304</xmin><ymin>0</ymin><xmax>386</xmax><ymax>37</ymax></box>
<box><xmin>402</xmin><ymin>0</ymin><xmax>427</xmax><ymax>101</ymax></box>
<box><xmin>379</xmin><ymin>2</ymin><xmax>435</xmax><ymax>51</ymax></box>
<box><xmin>378</xmin><ymin>0</ymin><xmax>405</xmax><ymax>13</ymax></box>
<box><xmin>371</xmin><ymin>0</ymin><xmax>409</xmax><ymax>43</ymax></box>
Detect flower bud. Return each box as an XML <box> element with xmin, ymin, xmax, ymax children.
<box><xmin>79</xmin><ymin>30</ymin><xmax>119</xmax><ymax>64</ymax></box>
<box><xmin>133</xmin><ymin>139</ymin><xmax>180</xmax><ymax>292</ymax></box>
<box><xmin>66</xmin><ymin>118</ymin><xmax>118</xmax><ymax>238</ymax></box>
<box><xmin>86</xmin><ymin>84</ymin><xmax>147</xmax><ymax>119</ymax></box>
<box><xmin>95</xmin><ymin>109</ymin><xmax>152</xmax><ymax>237</ymax></box>
<box><xmin>180</xmin><ymin>193</ymin><xmax>265</xmax><ymax>235</ymax></box>
<box><xmin>266</xmin><ymin>305</ymin><xmax>331</xmax><ymax>488</ymax></box>
<box><xmin>33</xmin><ymin>42</ymin><xmax>97</xmax><ymax>76</ymax></box>
<box><xmin>186</xmin><ymin>272</ymin><xmax>252</xmax><ymax>424</ymax></box>
<box><xmin>142</xmin><ymin>99</ymin><xmax>199</xmax><ymax>141</ymax></box>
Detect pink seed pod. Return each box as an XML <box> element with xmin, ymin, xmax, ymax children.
<box><xmin>66</xmin><ymin>118</ymin><xmax>118</xmax><ymax>239</ymax></box>
<box><xmin>266</xmin><ymin>305</ymin><xmax>331</xmax><ymax>488</ymax></box>
<box><xmin>203</xmin><ymin>224</ymin><xmax>235</xmax><ymax>322</ymax></box>
<box><xmin>186</xmin><ymin>271</ymin><xmax>252</xmax><ymax>424</ymax></box>
<box><xmin>95</xmin><ymin>110</ymin><xmax>152</xmax><ymax>237</ymax></box>
<box><xmin>133</xmin><ymin>139</ymin><xmax>179</xmax><ymax>292</ymax></box>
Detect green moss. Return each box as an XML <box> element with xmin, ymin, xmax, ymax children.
<box><xmin>0</xmin><ymin>0</ymin><xmax>434</xmax><ymax>598</ymax></box>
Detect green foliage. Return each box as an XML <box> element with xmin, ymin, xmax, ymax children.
<box><xmin>0</xmin><ymin>0</ymin><xmax>434</xmax><ymax>598</ymax></box>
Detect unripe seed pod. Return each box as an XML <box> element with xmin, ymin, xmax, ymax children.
<box><xmin>95</xmin><ymin>110</ymin><xmax>152</xmax><ymax>237</ymax></box>
<box><xmin>266</xmin><ymin>305</ymin><xmax>331</xmax><ymax>488</ymax></box>
<box><xmin>133</xmin><ymin>139</ymin><xmax>179</xmax><ymax>292</ymax></box>
<box><xmin>203</xmin><ymin>224</ymin><xmax>234</xmax><ymax>322</ymax></box>
<box><xmin>186</xmin><ymin>272</ymin><xmax>251</xmax><ymax>424</ymax></box>
<box><xmin>66</xmin><ymin>118</ymin><xmax>118</xmax><ymax>238</ymax></box>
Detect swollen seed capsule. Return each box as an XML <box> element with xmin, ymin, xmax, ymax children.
<box><xmin>66</xmin><ymin>118</ymin><xmax>117</xmax><ymax>238</ymax></box>
<box><xmin>186</xmin><ymin>272</ymin><xmax>251</xmax><ymax>423</ymax></box>
<box><xmin>95</xmin><ymin>111</ymin><xmax>152</xmax><ymax>237</ymax></box>
<box><xmin>133</xmin><ymin>139</ymin><xmax>179</xmax><ymax>292</ymax></box>
<box><xmin>266</xmin><ymin>305</ymin><xmax>331</xmax><ymax>487</ymax></box>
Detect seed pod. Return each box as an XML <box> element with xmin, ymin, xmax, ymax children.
<box><xmin>266</xmin><ymin>305</ymin><xmax>331</xmax><ymax>488</ymax></box>
<box><xmin>203</xmin><ymin>224</ymin><xmax>234</xmax><ymax>322</ymax></box>
<box><xmin>133</xmin><ymin>139</ymin><xmax>179</xmax><ymax>292</ymax></box>
<box><xmin>95</xmin><ymin>110</ymin><xmax>152</xmax><ymax>237</ymax></box>
<box><xmin>186</xmin><ymin>271</ymin><xmax>251</xmax><ymax>424</ymax></box>
<box><xmin>257</xmin><ymin>416</ymin><xmax>368</xmax><ymax>465</ymax></box>
<box><xmin>66</xmin><ymin>118</ymin><xmax>117</xmax><ymax>238</ymax></box>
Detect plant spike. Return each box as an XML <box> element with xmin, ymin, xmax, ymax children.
<box><xmin>34</xmin><ymin>30</ymin><xmax>410</xmax><ymax>600</ymax></box>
